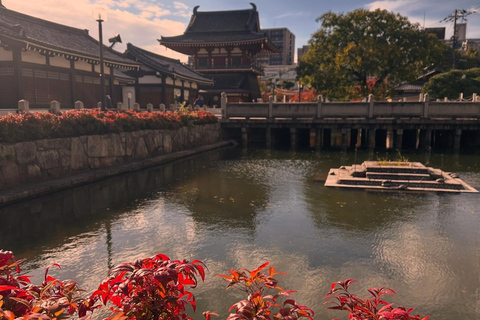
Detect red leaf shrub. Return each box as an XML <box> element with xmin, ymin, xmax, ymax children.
<box><xmin>90</xmin><ymin>254</ymin><xmax>206</xmax><ymax>320</ymax></box>
<box><xmin>216</xmin><ymin>262</ymin><xmax>314</xmax><ymax>320</ymax></box>
<box><xmin>324</xmin><ymin>279</ymin><xmax>429</xmax><ymax>320</ymax></box>
<box><xmin>0</xmin><ymin>109</ymin><xmax>218</xmax><ymax>143</ymax></box>
<box><xmin>0</xmin><ymin>250</ymin><xmax>93</xmax><ymax>320</ymax></box>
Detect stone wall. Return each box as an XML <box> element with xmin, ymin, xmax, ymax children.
<box><xmin>0</xmin><ymin>123</ymin><xmax>221</xmax><ymax>190</ymax></box>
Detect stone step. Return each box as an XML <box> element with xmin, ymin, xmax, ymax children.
<box><xmin>365</xmin><ymin>172</ymin><xmax>431</xmax><ymax>181</ymax></box>
<box><xmin>365</xmin><ymin>167</ymin><xmax>430</xmax><ymax>174</ymax></box>
<box><xmin>337</xmin><ymin>178</ymin><xmax>464</xmax><ymax>190</ymax></box>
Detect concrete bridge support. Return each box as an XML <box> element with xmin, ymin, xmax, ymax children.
<box><xmin>315</xmin><ymin>128</ymin><xmax>323</xmax><ymax>149</ymax></box>
<box><xmin>395</xmin><ymin>129</ymin><xmax>404</xmax><ymax>150</ymax></box>
<box><xmin>341</xmin><ymin>128</ymin><xmax>350</xmax><ymax>151</ymax></box>
<box><xmin>266</xmin><ymin>127</ymin><xmax>272</xmax><ymax>149</ymax></box>
<box><xmin>242</xmin><ymin>127</ymin><xmax>248</xmax><ymax>146</ymax></box>
<box><xmin>454</xmin><ymin>129</ymin><xmax>462</xmax><ymax>153</ymax></box>
<box><xmin>368</xmin><ymin>129</ymin><xmax>376</xmax><ymax>150</ymax></box>
<box><xmin>290</xmin><ymin>128</ymin><xmax>297</xmax><ymax>150</ymax></box>
<box><xmin>386</xmin><ymin>129</ymin><xmax>394</xmax><ymax>149</ymax></box>
<box><xmin>419</xmin><ymin>129</ymin><xmax>432</xmax><ymax>151</ymax></box>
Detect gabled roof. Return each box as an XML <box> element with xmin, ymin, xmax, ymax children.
<box><xmin>159</xmin><ymin>3</ymin><xmax>279</xmax><ymax>55</ymax></box>
<box><xmin>125</xmin><ymin>43</ymin><xmax>213</xmax><ymax>85</ymax></box>
<box><xmin>0</xmin><ymin>6</ymin><xmax>139</xmax><ymax>70</ymax></box>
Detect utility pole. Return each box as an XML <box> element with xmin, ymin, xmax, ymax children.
<box><xmin>442</xmin><ymin>9</ymin><xmax>476</xmax><ymax>69</ymax></box>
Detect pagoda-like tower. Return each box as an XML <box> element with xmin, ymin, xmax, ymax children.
<box><xmin>159</xmin><ymin>3</ymin><xmax>279</xmax><ymax>104</ymax></box>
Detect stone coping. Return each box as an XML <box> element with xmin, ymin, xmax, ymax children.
<box><xmin>0</xmin><ymin>140</ymin><xmax>234</xmax><ymax>206</ymax></box>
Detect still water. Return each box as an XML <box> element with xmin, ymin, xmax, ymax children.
<box><xmin>1</xmin><ymin>148</ymin><xmax>480</xmax><ymax>320</ymax></box>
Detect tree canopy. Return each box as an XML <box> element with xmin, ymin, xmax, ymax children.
<box><xmin>297</xmin><ymin>9</ymin><xmax>450</xmax><ymax>100</ymax></box>
<box><xmin>422</xmin><ymin>68</ymin><xmax>480</xmax><ymax>100</ymax></box>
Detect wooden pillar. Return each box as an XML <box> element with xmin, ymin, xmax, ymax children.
<box><xmin>12</xmin><ymin>46</ymin><xmax>23</xmax><ymax>102</ymax></box>
<box><xmin>266</xmin><ymin>127</ymin><xmax>272</xmax><ymax>149</ymax></box>
<box><xmin>368</xmin><ymin>129</ymin><xmax>376</xmax><ymax>149</ymax></box>
<box><xmin>290</xmin><ymin>127</ymin><xmax>297</xmax><ymax>150</ymax></box>
<box><xmin>453</xmin><ymin>129</ymin><xmax>462</xmax><ymax>153</ymax></box>
<box><xmin>109</xmin><ymin>66</ymin><xmax>115</xmax><ymax>104</ymax></box>
<box><xmin>315</xmin><ymin>128</ymin><xmax>323</xmax><ymax>149</ymax></box>
<box><xmin>242</xmin><ymin>127</ymin><xmax>248</xmax><ymax>146</ymax></box>
<box><xmin>386</xmin><ymin>129</ymin><xmax>394</xmax><ymax>149</ymax></box>
<box><xmin>69</xmin><ymin>59</ymin><xmax>77</xmax><ymax>106</ymax></box>
<box><xmin>161</xmin><ymin>75</ymin><xmax>167</xmax><ymax>104</ymax></box>
<box><xmin>395</xmin><ymin>129</ymin><xmax>404</xmax><ymax>150</ymax></box>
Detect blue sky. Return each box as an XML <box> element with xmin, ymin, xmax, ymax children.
<box><xmin>5</xmin><ymin>0</ymin><xmax>480</xmax><ymax>61</ymax></box>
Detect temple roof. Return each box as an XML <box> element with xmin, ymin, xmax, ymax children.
<box><xmin>159</xmin><ymin>3</ymin><xmax>279</xmax><ymax>55</ymax></box>
<box><xmin>0</xmin><ymin>6</ymin><xmax>139</xmax><ymax>70</ymax></box>
<box><xmin>125</xmin><ymin>43</ymin><xmax>213</xmax><ymax>85</ymax></box>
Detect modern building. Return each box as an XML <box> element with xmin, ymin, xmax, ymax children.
<box><xmin>0</xmin><ymin>2</ymin><xmax>139</xmax><ymax>108</ymax></box>
<box><xmin>255</xmin><ymin>28</ymin><xmax>295</xmax><ymax>66</ymax></box>
<box><xmin>124</xmin><ymin>43</ymin><xmax>213</xmax><ymax>107</ymax></box>
<box><xmin>297</xmin><ymin>45</ymin><xmax>310</xmax><ymax>62</ymax></box>
<box><xmin>159</xmin><ymin>3</ymin><xmax>279</xmax><ymax>103</ymax></box>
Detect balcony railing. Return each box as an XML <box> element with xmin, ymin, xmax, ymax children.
<box><xmin>196</xmin><ymin>64</ymin><xmax>264</xmax><ymax>73</ymax></box>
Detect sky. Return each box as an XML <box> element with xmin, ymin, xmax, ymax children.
<box><xmin>4</xmin><ymin>0</ymin><xmax>480</xmax><ymax>62</ymax></box>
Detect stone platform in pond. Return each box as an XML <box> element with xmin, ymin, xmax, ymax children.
<box><xmin>325</xmin><ymin>161</ymin><xmax>478</xmax><ymax>193</ymax></box>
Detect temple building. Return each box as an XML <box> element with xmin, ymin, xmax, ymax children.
<box><xmin>0</xmin><ymin>2</ymin><xmax>139</xmax><ymax>108</ymax></box>
<box><xmin>159</xmin><ymin>3</ymin><xmax>279</xmax><ymax>104</ymax></box>
<box><xmin>123</xmin><ymin>43</ymin><xmax>213</xmax><ymax>107</ymax></box>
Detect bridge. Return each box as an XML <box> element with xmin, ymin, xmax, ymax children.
<box><xmin>219</xmin><ymin>93</ymin><xmax>480</xmax><ymax>152</ymax></box>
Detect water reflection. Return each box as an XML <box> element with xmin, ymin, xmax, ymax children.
<box><xmin>1</xmin><ymin>148</ymin><xmax>479</xmax><ymax>320</ymax></box>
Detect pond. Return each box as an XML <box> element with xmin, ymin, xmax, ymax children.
<box><xmin>1</xmin><ymin>148</ymin><xmax>479</xmax><ymax>320</ymax></box>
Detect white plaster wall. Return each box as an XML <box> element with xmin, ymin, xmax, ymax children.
<box><xmin>138</xmin><ymin>75</ymin><xmax>162</xmax><ymax>84</ymax></box>
<box><xmin>49</xmin><ymin>55</ymin><xmax>71</xmax><ymax>68</ymax></box>
<box><xmin>191</xmin><ymin>83</ymin><xmax>197</xmax><ymax>89</ymax></box>
<box><xmin>21</xmin><ymin>50</ymin><xmax>46</xmax><ymax>64</ymax></box>
<box><xmin>165</xmin><ymin>77</ymin><xmax>174</xmax><ymax>85</ymax></box>
<box><xmin>0</xmin><ymin>47</ymin><xmax>13</xmax><ymax>61</ymax></box>
<box><xmin>75</xmin><ymin>60</ymin><xmax>92</xmax><ymax>71</ymax></box>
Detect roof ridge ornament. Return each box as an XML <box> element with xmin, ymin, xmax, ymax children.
<box><xmin>250</xmin><ymin>3</ymin><xmax>257</xmax><ymax>11</ymax></box>
<box><xmin>193</xmin><ymin>5</ymin><xmax>199</xmax><ymax>15</ymax></box>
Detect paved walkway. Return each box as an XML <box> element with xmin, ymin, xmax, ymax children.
<box><xmin>0</xmin><ymin>140</ymin><xmax>234</xmax><ymax>206</ymax></box>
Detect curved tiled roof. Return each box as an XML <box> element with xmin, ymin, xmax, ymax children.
<box><xmin>126</xmin><ymin>43</ymin><xmax>213</xmax><ymax>85</ymax></box>
<box><xmin>160</xmin><ymin>3</ymin><xmax>279</xmax><ymax>54</ymax></box>
<box><xmin>0</xmin><ymin>6</ymin><xmax>138</xmax><ymax>69</ymax></box>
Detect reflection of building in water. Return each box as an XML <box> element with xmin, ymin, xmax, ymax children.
<box><xmin>178</xmin><ymin>171</ymin><xmax>269</xmax><ymax>232</ymax></box>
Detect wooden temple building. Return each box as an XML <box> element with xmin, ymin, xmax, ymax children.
<box><xmin>0</xmin><ymin>2</ymin><xmax>214</xmax><ymax>109</ymax></box>
<box><xmin>159</xmin><ymin>3</ymin><xmax>279</xmax><ymax>104</ymax></box>
<box><xmin>124</xmin><ymin>43</ymin><xmax>213</xmax><ymax>107</ymax></box>
<box><xmin>0</xmin><ymin>2</ymin><xmax>139</xmax><ymax>108</ymax></box>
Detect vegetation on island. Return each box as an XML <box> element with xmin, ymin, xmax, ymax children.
<box><xmin>0</xmin><ymin>250</ymin><xmax>429</xmax><ymax>320</ymax></box>
<box><xmin>296</xmin><ymin>9</ymin><xmax>451</xmax><ymax>100</ymax></box>
<box><xmin>422</xmin><ymin>67</ymin><xmax>480</xmax><ymax>100</ymax></box>
<box><xmin>0</xmin><ymin>109</ymin><xmax>218</xmax><ymax>144</ymax></box>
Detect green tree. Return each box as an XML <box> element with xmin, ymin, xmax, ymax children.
<box><xmin>422</xmin><ymin>68</ymin><xmax>480</xmax><ymax>99</ymax></box>
<box><xmin>297</xmin><ymin>9</ymin><xmax>450</xmax><ymax>100</ymax></box>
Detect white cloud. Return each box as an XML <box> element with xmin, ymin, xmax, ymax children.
<box><xmin>174</xmin><ymin>1</ymin><xmax>189</xmax><ymax>10</ymax></box>
<box><xmin>3</xmin><ymin>0</ymin><xmax>189</xmax><ymax>61</ymax></box>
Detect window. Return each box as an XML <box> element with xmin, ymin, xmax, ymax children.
<box><xmin>198</xmin><ymin>58</ymin><xmax>207</xmax><ymax>67</ymax></box>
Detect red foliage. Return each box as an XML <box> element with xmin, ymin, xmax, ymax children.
<box><xmin>288</xmin><ymin>89</ymin><xmax>319</xmax><ymax>103</ymax></box>
<box><xmin>324</xmin><ymin>279</ymin><xmax>429</xmax><ymax>320</ymax></box>
<box><xmin>0</xmin><ymin>109</ymin><xmax>218</xmax><ymax>143</ymax></box>
<box><xmin>0</xmin><ymin>250</ymin><xmax>93</xmax><ymax>320</ymax></box>
<box><xmin>90</xmin><ymin>254</ymin><xmax>206</xmax><ymax>320</ymax></box>
<box><xmin>216</xmin><ymin>262</ymin><xmax>314</xmax><ymax>320</ymax></box>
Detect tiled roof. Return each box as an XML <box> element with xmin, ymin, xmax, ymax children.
<box><xmin>185</xmin><ymin>7</ymin><xmax>259</xmax><ymax>33</ymax></box>
<box><xmin>125</xmin><ymin>43</ymin><xmax>213</xmax><ymax>85</ymax></box>
<box><xmin>0</xmin><ymin>6</ymin><xmax>138</xmax><ymax>69</ymax></box>
<box><xmin>160</xmin><ymin>3</ymin><xmax>278</xmax><ymax>53</ymax></box>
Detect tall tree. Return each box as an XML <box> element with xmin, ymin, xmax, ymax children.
<box><xmin>297</xmin><ymin>9</ymin><xmax>450</xmax><ymax>100</ymax></box>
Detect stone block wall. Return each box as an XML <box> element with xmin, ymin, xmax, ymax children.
<box><xmin>0</xmin><ymin>123</ymin><xmax>221</xmax><ymax>190</ymax></box>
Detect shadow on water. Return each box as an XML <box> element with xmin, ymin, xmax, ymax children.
<box><xmin>0</xmin><ymin>149</ymin><xmax>232</xmax><ymax>257</ymax></box>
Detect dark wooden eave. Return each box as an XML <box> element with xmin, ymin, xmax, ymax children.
<box><xmin>0</xmin><ymin>6</ymin><xmax>139</xmax><ymax>70</ymax></box>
